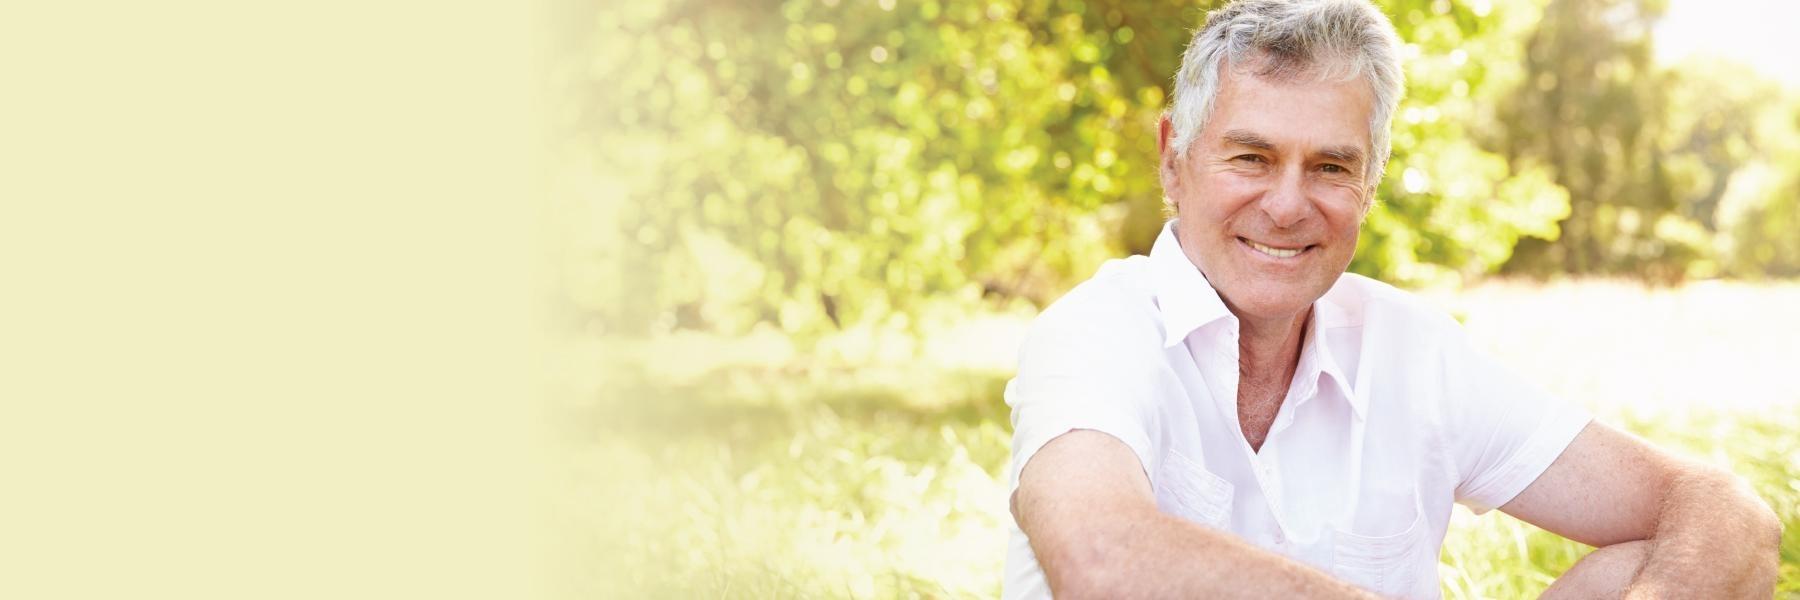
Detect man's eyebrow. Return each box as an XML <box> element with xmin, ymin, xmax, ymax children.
<box><xmin>1319</xmin><ymin>145</ymin><xmax>1365</xmax><ymax>165</ymax></box>
<box><xmin>1221</xmin><ymin>129</ymin><xmax>1276</xmax><ymax>151</ymax></box>
<box><xmin>1222</xmin><ymin>130</ymin><xmax>1366</xmax><ymax>165</ymax></box>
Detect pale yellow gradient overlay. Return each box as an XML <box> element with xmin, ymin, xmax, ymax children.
<box><xmin>1</xmin><ymin>2</ymin><xmax>550</xmax><ymax>598</ymax></box>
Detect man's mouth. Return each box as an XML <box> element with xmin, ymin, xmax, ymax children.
<box><xmin>1239</xmin><ymin>236</ymin><xmax>1313</xmax><ymax>259</ymax></box>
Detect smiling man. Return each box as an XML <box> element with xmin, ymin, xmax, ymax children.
<box><xmin>1001</xmin><ymin>1</ymin><xmax>1780</xmax><ymax>598</ymax></box>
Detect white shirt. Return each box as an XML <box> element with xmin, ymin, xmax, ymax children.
<box><xmin>1003</xmin><ymin>221</ymin><xmax>1590</xmax><ymax>599</ymax></box>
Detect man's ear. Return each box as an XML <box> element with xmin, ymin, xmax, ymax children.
<box><xmin>1157</xmin><ymin>115</ymin><xmax>1179</xmax><ymax>194</ymax></box>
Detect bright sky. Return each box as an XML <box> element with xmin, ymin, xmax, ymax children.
<box><xmin>1653</xmin><ymin>0</ymin><xmax>1800</xmax><ymax>89</ymax></box>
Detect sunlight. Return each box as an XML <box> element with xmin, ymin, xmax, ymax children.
<box><xmin>1656</xmin><ymin>0</ymin><xmax>1800</xmax><ymax>89</ymax></box>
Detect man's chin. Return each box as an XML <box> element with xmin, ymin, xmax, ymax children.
<box><xmin>1218</xmin><ymin>285</ymin><xmax>1322</xmax><ymax>323</ymax></box>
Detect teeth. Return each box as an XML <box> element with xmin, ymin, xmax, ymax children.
<box><xmin>1247</xmin><ymin>240</ymin><xmax>1302</xmax><ymax>258</ymax></box>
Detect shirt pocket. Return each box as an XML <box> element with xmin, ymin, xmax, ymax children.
<box><xmin>1154</xmin><ymin>448</ymin><xmax>1234</xmax><ymax>529</ymax></box>
<box><xmin>1330</xmin><ymin>490</ymin><xmax>1428</xmax><ymax>598</ymax></box>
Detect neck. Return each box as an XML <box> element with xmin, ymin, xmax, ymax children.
<box><xmin>1235</xmin><ymin>306</ymin><xmax>1310</xmax><ymax>383</ymax></box>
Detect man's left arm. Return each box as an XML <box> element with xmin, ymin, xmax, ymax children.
<box><xmin>1499</xmin><ymin>421</ymin><xmax>1782</xmax><ymax>598</ymax></box>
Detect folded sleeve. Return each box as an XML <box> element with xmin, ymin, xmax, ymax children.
<box><xmin>1441</xmin><ymin>324</ymin><xmax>1592</xmax><ymax>514</ymax></box>
<box><xmin>1004</xmin><ymin>294</ymin><xmax>1166</xmax><ymax>497</ymax></box>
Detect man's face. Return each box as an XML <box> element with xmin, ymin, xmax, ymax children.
<box><xmin>1159</xmin><ymin>65</ymin><xmax>1374</xmax><ymax>323</ymax></box>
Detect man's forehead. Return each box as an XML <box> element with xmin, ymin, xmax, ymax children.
<box><xmin>1206</xmin><ymin>69</ymin><xmax>1374</xmax><ymax>148</ymax></box>
<box><xmin>1215</xmin><ymin>61</ymin><xmax>1374</xmax><ymax>107</ymax></box>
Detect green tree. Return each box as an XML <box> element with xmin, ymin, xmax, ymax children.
<box><xmin>1493</xmin><ymin>0</ymin><xmax>1705</xmax><ymax>281</ymax></box>
<box><xmin>1710</xmin><ymin>86</ymin><xmax>1800</xmax><ymax>278</ymax></box>
<box><xmin>1356</xmin><ymin>0</ymin><xmax>1570</xmax><ymax>286</ymax></box>
<box><xmin>564</xmin><ymin>0</ymin><xmax>1578</xmax><ymax>339</ymax></box>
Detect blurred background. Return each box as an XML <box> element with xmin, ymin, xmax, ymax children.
<box><xmin>549</xmin><ymin>0</ymin><xmax>1800</xmax><ymax>596</ymax></box>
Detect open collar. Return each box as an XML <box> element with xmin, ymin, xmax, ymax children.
<box><xmin>1149</xmin><ymin>220</ymin><xmax>1234</xmax><ymax>349</ymax></box>
<box><xmin>1150</xmin><ymin>219</ymin><xmax>1364</xmax><ymax>419</ymax></box>
<box><xmin>1296</xmin><ymin>302</ymin><xmax>1364</xmax><ymax>420</ymax></box>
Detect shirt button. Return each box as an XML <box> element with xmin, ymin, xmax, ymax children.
<box><xmin>1272</xmin><ymin>531</ymin><xmax>1285</xmax><ymax>544</ymax></box>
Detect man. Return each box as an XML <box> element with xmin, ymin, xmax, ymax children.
<box><xmin>1002</xmin><ymin>0</ymin><xmax>1780</xmax><ymax>598</ymax></box>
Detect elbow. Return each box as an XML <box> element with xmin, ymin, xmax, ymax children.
<box><xmin>1039</xmin><ymin>523</ymin><xmax>1138</xmax><ymax>599</ymax></box>
<box><xmin>1747</xmin><ymin>490</ymin><xmax>1783</xmax><ymax>589</ymax></box>
<box><xmin>1667</xmin><ymin>467</ymin><xmax>1783</xmax><ymax>593</ymax></box>
<box><xmin>1712</xmin><ymin>468</ymin><xmax>1782</xmax><ymax>568</ymax></box>
<box><xmin>1724</xmin><ymin>471</ymin><xmax>1781</xmax><ymax>550</ymax></box>
<box><xmin>1042</xmin><ymin>540</ymin><xmax>1120</xmax><ymax>599</ymax></box>
<box><xmin>1046</xmin><ymin>566</ymin><xmax>1109</xmax><ymax>600</ymax></box>
<box><xmin>1756</xmin><ymin>493</ymin><xmax>1780</xmax><ymax>536</ymax></box>
<box><xmin>1751</xmin><ymin>492</ymin><xmax>1782</xmax><ymax>556</ymax></box>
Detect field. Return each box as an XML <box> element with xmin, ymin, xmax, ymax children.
<box><xmin>557</xmin><ymin>281</ymin><xmax>1800</xmax><ymax>598</ymax></box>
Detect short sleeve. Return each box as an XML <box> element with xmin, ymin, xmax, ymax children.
<box><xmin>1004</xmin><ymin>289</ymin><xmax>1166</xmax><ymax>498</ymax></box>
<box><xmin>1442</xmin><ymin>324</ymin><xmax>1592</xmax><ymax>514</ymax></box>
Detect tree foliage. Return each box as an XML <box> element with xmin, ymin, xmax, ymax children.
<box><xmin>1495</xmin><ymin>0</ymin><xmax>1800</xmax><ymax>281</ymax></box>
<box><xmin>1355</xmin><ymin>0</ymin><xmax>1570</xmax><ymax>285</ymax></box>
<box><xmin>560</xmin><ymin>0</ymin><xmax>1800</xmax><ymax>337</ymax></box>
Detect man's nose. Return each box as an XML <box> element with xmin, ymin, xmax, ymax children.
<box><xmin>1260</xmin><ymin>167</ymin><xmax>1313</xmax><ymax>229</ymax></box>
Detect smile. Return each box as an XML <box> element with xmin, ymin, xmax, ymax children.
<box><xmin>1239</xmin><ymin>237</ymin><xmax>1314</xmax><ymax>259</ymax></box>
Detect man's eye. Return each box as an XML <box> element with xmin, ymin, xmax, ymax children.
<box><xmin>1320</xmin><ymin>163</ymin><xmax>1347</xmax><ymax>173</ymax></box>
<box><xmin>1233</xmin><ymin>154</ymin><xmax>1266</xmax><ymax>164</ymax></box>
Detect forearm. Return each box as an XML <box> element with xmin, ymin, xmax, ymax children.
<box><xmin>1035</xmin><ymin>504</ymin><xmax>1377</xmax><ymax>599</ymax></box>
<box><xmin>1624</xmin><ymin>469</ymin><xmax>1781</xmax><ymax>598</ymax></box>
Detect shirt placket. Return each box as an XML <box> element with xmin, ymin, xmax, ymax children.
<box><xmin>1215</xmin><ymin>319</ymin><xmax>1293</xmax><ymax>552</ymax></box>
<box><xmin>1199</xmin><ymin>319</ymin><xmax>1310</xmax><ymax>555</ymax></box>
<box><xmin>1256</xmin><ymin>372</ymin><xmax>1322</xmax><ymax>553</ymax></box>
<box><xmin>1253</xmin><ymin>448</ymin><xmax>1290</xmax><ymax>550</ymax></box>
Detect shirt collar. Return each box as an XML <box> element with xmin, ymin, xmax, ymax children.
<box><xmin>1296</xmin><ymin>306</ymin><xmax>1364</xmax><ymax>420</ymax></box>
<box><xmin>1150</xmin><ymin>219</ymin><xmax>1364</xmax><ymax>419</ymax></box>
<box><xmin>1149</xmin><ymin>220</ymin><xmax>1234</xmax><ymax>349</ymax></box>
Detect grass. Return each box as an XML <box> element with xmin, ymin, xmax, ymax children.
<box><xmin>555</xmin><ymin>281</ymin><xmax>1800</xmax><ymax>598</ymax></box>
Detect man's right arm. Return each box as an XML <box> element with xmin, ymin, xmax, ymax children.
<box><xmin>1013</xmin><ymin>429</ymin><xmax>1379</xmax><ymax>599</ymax></box>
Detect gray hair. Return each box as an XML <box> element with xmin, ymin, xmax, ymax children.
<box><xmin>1166</xmin><ymin>0</ymin><xmax>1405</xmax><ymax>194</ymax></box>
